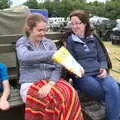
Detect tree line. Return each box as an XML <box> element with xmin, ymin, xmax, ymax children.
<box><xmin>1</xmin><ymin>0</ymin><xmax>120</xmax><ymax>20</ymax></box>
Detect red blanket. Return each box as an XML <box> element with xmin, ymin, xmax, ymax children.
<box><xmin>25</xmin><ymin>79</ymin><xmax>84</xmax><ymax>120</ymax></box>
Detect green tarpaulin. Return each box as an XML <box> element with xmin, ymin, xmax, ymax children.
<box><xmin>0</xmin><ymin>5</ymin><xmax>30</xmax><ymax>35</ymax></box>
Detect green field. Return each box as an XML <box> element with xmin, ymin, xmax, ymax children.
<box><xmin>103</xmin><ymin>41</ymin><xmax>120</xmax><ymax>82</ymax></box>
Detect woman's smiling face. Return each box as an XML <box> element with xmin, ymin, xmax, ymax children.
<box><xmin>29</xmin><ymin>21</ymin><xmax>47</xmax><ymax>42</ymax></box>
<box><xmin>70</xmin><ymin>16</ymin><xmax>86</xmax><ymax>37</ymax></box>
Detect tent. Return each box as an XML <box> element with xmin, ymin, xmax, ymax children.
<box><xmin>0</xmin><ymin>5</ymin><xmax>30</xmax><ymax>35</ymax></box>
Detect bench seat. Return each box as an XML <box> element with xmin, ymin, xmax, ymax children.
<box><xmin>79</xmin><ymin>92</ymin><xmax>105</xmax><ymax>120</ymax></box>
<box><xmin>0</xmin><ymin>32</ymin><xmax>106</xmax><ymax>120</ymax></box>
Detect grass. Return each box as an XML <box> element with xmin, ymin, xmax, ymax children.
<box><xmin>103</xmin><ymin>41</ymin><xmax>120</xmax><ymax>82</ymax></box>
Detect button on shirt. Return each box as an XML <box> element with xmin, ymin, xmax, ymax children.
<box><xmin>0</xmin><ymin>63</ymin><xmax>9</xmax><ymax>92</ymax></box>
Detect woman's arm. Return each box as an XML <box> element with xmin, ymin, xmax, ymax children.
<box><xmin>48</xmin><ymin>40</ymin><xmax>62</xmax><ymax>82</ymax></box>
<box><xmin>49</xmin><ymin>63</ymin><xmax>62</xmax><ymax>82</ymax></box>
<box><xmin>95</xmin><ymin>36</ymin><xmax>108</xmax><ymax>77</ymax></box>
<box><xmin>95</xmin><ymin>37</ymin><xmax>108</xmax><ymax>69</ymax></box>
<box><xmin>38</xmin><ymin>41</ymin><xmax>61</xmax><ymax>98</ymax></box>
<box><xmin>16</xmin><ymin>37</ymin><xmax>55</xmax><ymax>62</ymax></box>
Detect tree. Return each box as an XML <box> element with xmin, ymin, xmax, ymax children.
<box><xmin>87</xmin><ymin>2</ymin><xmax>105</xmax><ymax>17</ymax></box>
<box><xmin>105</xmin><ymin>1</ymin><xmax>120</xmax><ymax>19</ymax></box>
<box><xmin>0</xmin><ymin>0</ymin><xmax>9</xmax><ymax>9</ymax></box>
<box><xmin>24</xmin><ymin>0</ymin><xmax>39</xmax><ymax>9</ymax></box>
<box><xmin>24</xmin><ymin>0</ymin><xmax>120</xmax><ymax>20</ymax></box>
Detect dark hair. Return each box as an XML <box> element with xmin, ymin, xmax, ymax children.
<box><xmin>24</xmin><ymin>13</ymin><xmax>47</xmax><ymax>37</ymax></box>
<box><xmin>69</xmin><ymin>10</ymin><xmax>92</xmax><ymax>37</ymax></box>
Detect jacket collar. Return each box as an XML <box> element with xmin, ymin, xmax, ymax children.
<box><xmin>71</xmin><ymin>33</ymin><xmax>95</xmax><ymax>43</ymax></box>
<box><xmin>24</xmin><ymin>36</ymin><xmax>48</xmax><ymax>49</ymax></box>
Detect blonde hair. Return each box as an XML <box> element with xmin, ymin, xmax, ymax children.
<box><xmin>24</xmin><ymin>13</ymin><xmax>47</xmax><ymax>37</ymax></box>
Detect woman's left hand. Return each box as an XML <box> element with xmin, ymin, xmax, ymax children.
<box><xmin>97</xmin><ymin>68</ymin><xmax>107</xmax><ymax>78</ymax></box>
<box><xmin>38</xmin><ymin>81</ymin><xmax>55</xmax><ymax>98</ymax></box>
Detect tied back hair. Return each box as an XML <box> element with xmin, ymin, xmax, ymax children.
<box><xmin>24</xmin><ymin>13</ymin><xmax>47</xmax><ymax>37</ymax></box>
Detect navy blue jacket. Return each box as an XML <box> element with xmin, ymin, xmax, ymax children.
<box><xmin>67</xmin><ymin>34</ymin><xmax>109</xmax><ymax>76</ymax></box>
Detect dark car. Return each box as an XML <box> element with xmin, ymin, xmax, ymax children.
<box><xmin>111</xmin><ymin>23</ymin><xmax>120</xmax><ymax>44</ymax></box>
<box><xmin>94</xmin><ymin>19</ymin><xmax>117</xmax><ymax>41</ymax></box>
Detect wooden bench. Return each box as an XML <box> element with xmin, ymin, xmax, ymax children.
<box><xmin>0</xmin><ymin>32</ymin><xmax>105</xmax><ymax>120</ymax></box>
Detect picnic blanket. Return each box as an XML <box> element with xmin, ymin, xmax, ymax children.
<box><xmin>25</xmin><ymin>79</ymin><xmax>84</xmax><ymax>120</ymax></box>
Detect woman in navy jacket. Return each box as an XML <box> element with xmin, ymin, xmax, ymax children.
<box><xmin>66</xmin><ymin>10</ymin><xmax>120</xmax><ymax>120</ymax></box>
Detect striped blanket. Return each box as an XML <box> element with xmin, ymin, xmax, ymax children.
<box><xmin>25</xmin><ymin>79</ymin><xmax>84</xmax><ymax>120</ymax></box>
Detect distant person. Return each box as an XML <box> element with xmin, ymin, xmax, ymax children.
<box><xmin>16</xmin><ymin>13</ymin><xmax>84</xmax><ymax>120</ymax></box>
<box><xmin>0</xmin><ymin>63</ymin><xmax>10</xmax><ymax>110</ymax></box>
<box><xmin>66</xmin><ymin>9</ymin><xmax>120</xmax><ymax>120</ymax></box>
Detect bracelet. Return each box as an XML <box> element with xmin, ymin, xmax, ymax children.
<box><xmin>48</xmin><ymin>81</ymin><xmax>55</xmax><ymax>86</ymax></box>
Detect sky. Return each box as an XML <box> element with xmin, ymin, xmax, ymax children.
<box><xmin>87</xmin><ymin>0</ymin><xmax>108</xmax><ymax>3</ymax></box>
<box><xmin>10</xmin><ymin>0</ymin><xmax>107</xmax><ymax>7</ymax></box>
<box><xmin>10</xmin><ymin>0</ymin><xmax>27</xmax><ymax>6</ymax></box>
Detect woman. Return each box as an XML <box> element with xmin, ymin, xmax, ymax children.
<box><xmin>16</xmin><ymin>13</ymin><xmax>84</xmax><ymax>120</ymax></box>
<box><xmin>0</xmin><ymin>63</ymin><xmax>10</xmax><ymax>110</ymax></box>
<box><xmin>66</xmin><ymin>10</ymin><xmax>120</xmax><ymax>120</ymax></box>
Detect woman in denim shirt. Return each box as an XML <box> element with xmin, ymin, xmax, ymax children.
<box><xmin>16</xmin><ymin>13</ymin><xmax>84</xmax><ymax>120</ymax></box>
<box><xmin>66</xmin><ymin>10</ymin><xmax>120</xmax><ymax>120</ymax></box>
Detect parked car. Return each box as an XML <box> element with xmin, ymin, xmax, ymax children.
<box><xmin>111</xmin><ymin>23</ymin><xmax>120</xmax><ymax>44</ymax></box>
<box><xmin>90</xmin><ymin>16</ymin><xmax>117</xmax><ymax>41</ymax></box>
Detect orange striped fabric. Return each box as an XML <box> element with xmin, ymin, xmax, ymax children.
<box><xmin>25</xmin><ymin>79</ymin><xmax>84</xmax><ymax>120</ymax></box>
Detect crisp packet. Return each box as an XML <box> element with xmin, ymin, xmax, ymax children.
<box><xmin>52</xmin><ymin>46</ymin><xmax>84</xmax><ymax>78</ymax></box>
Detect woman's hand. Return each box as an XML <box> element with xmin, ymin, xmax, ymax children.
<box><xmin>0</xmin><ymin>98</ymin><xmax>10</xmax><ymax>110</ymax></box>
<box><xmin>38</xmin><ymin>81</ymin><xmax>55</xmax><ymax>98</ymax></box>
<box><xmin>97</xmin><ymin>68</ymin><xmax>107</xmax><ymax>78</ymax></box>
<box><xmin>81</xmin><ymin>67</ymin><xmax>85</xmax><ymax>76</ymax></box>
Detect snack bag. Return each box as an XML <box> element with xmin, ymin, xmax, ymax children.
<box><xmin>52</xmin><ymin>46</ymin><xmax>84</xmax><ymax>77</ymax></box>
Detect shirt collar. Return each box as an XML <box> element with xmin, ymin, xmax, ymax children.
<box><xmin>71</xmin><ymin>33</ymin><xmax>85</xmax><ymax>44</ymax></box>
<box><xmin>71</xmin><ymin>33</ymin><xmax>95</xmax><ymax>43</ymax></box>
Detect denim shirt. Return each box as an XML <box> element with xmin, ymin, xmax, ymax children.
<box><xmin>67</xmin><ymin>34</ymin><xmax>108</xmax><ymax>76</ymax></box>
<box><xmin>0</xmin><ymin>63</ymin><xmax>9</xmax><ymax>92</ymax></box>
<box><xmin>16</xmin><ymin>36</ymin><xmax>61</xmax><ymax>84</ymax></box>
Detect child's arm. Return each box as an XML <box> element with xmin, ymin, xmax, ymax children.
<box><xmin>0</xmin><ymin>63</ymin><xmax>10</xmax><ymax>110</ymax></box>
<box><xmin>0</xmin><ymin>80</ymin><xmax>10</xmax><ymax>110</ymax></box>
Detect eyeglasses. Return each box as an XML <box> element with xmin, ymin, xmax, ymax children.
<box><xmin>37</xmin><ymin>28</ymin><xmax>48</xmax><ymax>32</ymax></box>
<box><xmin>70</xmin><ymin>22</ymin><xmax>82</xmax><ymax>26</ymax></box>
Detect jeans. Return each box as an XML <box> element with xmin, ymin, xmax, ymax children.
<box><xmin>73</xmin><ymin>75</ymin><xmax>120</xmax><ymax>120</ymax></box>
